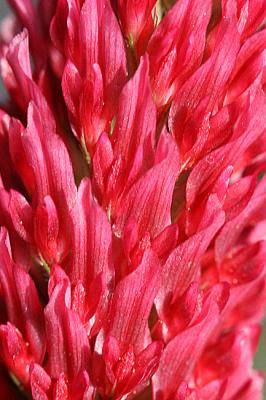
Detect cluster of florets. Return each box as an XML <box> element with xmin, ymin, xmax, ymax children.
<box><xmin>0</xmin><ymin>0</ymin><xmax>265</xmax><ymax>399</ymax></box>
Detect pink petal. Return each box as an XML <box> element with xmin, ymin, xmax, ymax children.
<box><xmin>34</xmin><ymin>195</ymin><xmax>60</xmax><ymax>264</ymax></box>
<box><xmin>92</xmin><ymin>132</ymin><xmax>114</xmax><ymax>201</ymax></box>
<box><xmin>107</xmin><ymin>249</ymin><xmax>161</xmax><ymax>353</ymax></box>
<box><xmin>69</xmin><ymin>177</ymin><xmax>113</xmax><ymax>293</ymax></box>
<box><xmin>223</xmin><ymin>175</ymin><xmax>257</xmax><ymax>221</ymax></box>
<box><xmin>109</xmin><ymin>56</ymin><xmax>156</xmax><ymax>197</ymax></box>
<box><xmin>44</xmin><ymin>270</ymin><xmax>90</xmax><ymax>381</ymax></box>
<box><xmin>8</xmin><ymin>0</ymin><xmax>46</xmax><ymax>69</ymax></box>
<box><xmin>0</xmin><ymin>323</ymin><xmax>32</xmax><ymax>386</ymax></box>
<box><xmin>215</xmin><ymin>175</ymin><xmax>266</xmax><ymax>264</ymax></box>
<box><xmin>30</xmin><ymin>363</ymin><xmax>51</xmax><ymax>400</ymax></box>
<box><xmin>153</xmin><ymin>284</ymin><xmax>229</xmax><ymax>399</ymax></box>
<box><xmin>186</xmin><ymin>87</ymin><xmax>266</xmax><ymax>207</ymax></box>
<box><xmin>235</xmin><ymin>0</ymin><xmax>266</xmax><ymax>41</ymax></box>
<box><xmin>148</xmin><ymin>0</ymin><xmax>212</xmax><ymax>108</ymax></box>
<box><xmin>231</xmin><ymin>372</ymin><xmax>264</xmax><ymax>400</ymax></box>
<box><xmin>156</xmin><ymin>195</ymin><xmax>224</xmax><ymax>316</ymax></box>
<box><xmin>169</xmin><ymin>13</ymin><xmax>240</xmax><ymax>164</ymax></box>
<box><xmin>0</xmin><ymin>229</ymin><xmax>45</xmax><ymax>361</ymax></box>
<box><xmin>115</xmin><ymin>0</ymin><xmax>156</xmax><ymax>55</ymax></box>
<box><xmin>113</xmin><ymin>131</ymin><xmax>179</xmax><ymax>239</ymax></box>
<box><xmin>227</xmin><ymin>28</ymin><xmax>266</xmax><ymax>102</ymax></box>
<box><xmin>6</xmin><ymin>30</ymin><xmax>51</xmax><ymax>115</ymax></box>
<box><xmin>9</xmin><ymin>190</ymin><xmax>33</xmax><ymax>243</ymax></box>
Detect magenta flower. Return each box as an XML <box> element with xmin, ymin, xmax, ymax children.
<box><xmin>0</xmin><ymin>0</ymin><xmax>265</xmax><ymax>399</ymax></box>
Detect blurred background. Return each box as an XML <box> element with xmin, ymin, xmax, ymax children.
<box><xmin>0</xmin><ymin>0</ymin><xmax>265</xmax><ymax>397</ymax></box>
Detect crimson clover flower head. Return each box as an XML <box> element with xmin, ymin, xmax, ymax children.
<box><xmin>0</xmin><ymin>0</ymin><xmax>265</xmax><ymax>399</ymax></box>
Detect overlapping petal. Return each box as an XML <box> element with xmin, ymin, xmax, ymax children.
<box><xmin>0</xmin><ymin>0</ymin><xmax>265</xmax><ymax>399</ymax></box>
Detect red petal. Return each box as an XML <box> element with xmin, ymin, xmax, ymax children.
<box><xmin>197</xmin><ymin>325</ymin><xmax>261</xmax><ymax>398</ymax></box>
<box><xmin>44</xmin><ymin>270</ymin><xmax>90</xmax><ymax>381</ymax></box>
<box><xmin>50</xmin><ymin>0</ymin><xmax>79</xmax><ymax>61</ymax></box>
<box><xmin>116</xmin><ymin>0</ymin><xmax>156</xmax><ymax>55</ymax></box>
<box><xmin>107</xmin><ymin>249</ymin><xmax>161</xmax><ymax>353</ymax></box>
<box><xmin>169</xmin><ymin>13</ymin><xmax>240</xmax><ymax>164</ymax></box>
<box><xmin>153</xmin><ymin>284</ymin><xmax>229</xmax><ymax>399</ymax></box>
<box><xmin>231</xmin><ymin>372</ymin><xmax>264</xmax><ymax>400</ymax></box>
<box><xmin>69</xmin><ymin>178</ymin><xmax>113</xmax><ymax>293</ymax></box>
<box><xmin>152</xmin><ymin>223</ymin><xmax>179</xmax><ymax>262</ymax></box>
<box><xmin>6</xmin><ymin>30</ymin><xmax>52</xmax><ymax>115</ymax></box>
<box><xmin>13</xmin><ymin>264</ymin><xmax>46</xmax><ymax>362</ymax></box>
<box><xmin>30</xmin><ymin>363</ymin><xmax>51</xmax><ymax>400</ymax></box>
<box><xmin>227</xmin><ymin>28</ymin><xmax>266</xmax><ymax>102</ymax></box>
<box><xmin>223</xmin><ymin>175</ymin><xmax>257</xmax><ymax>222</ymax></box>
<box><xmin>62</xmin><ymin>60</ymin><xmax>82</xmax><ymax>123</ymax></box>
<box><xmin>108</xmin><ymin>56</ymin><xmax>156</xmax><ymax>199</ymax></box>
<box><xmin>156</xmin><ymin>195</ymin><xmax>224</xmax><ymax>316</ymax></box>
<box><xmin>98</xmin><ymin>0</ymin><xmax>127</xmax><ymax>100</ymax></box>
<box><xmin>186</xmin><ymin>87</ymin><xmax>266</xmax><ymax>207</ymax></box>
<box><xmin>114</xmin><ymin>341</ymin><xmax>163</xmax><ymax>399</ymax></box>
<box><xmin>9</xmin><ymin>190</ymin><xmax>33</xmax><ymax>243</ymax></box>
<box><xmin>234</xmin><ymin>0</ymin><xmax>266</xmax><ymax>41</ymax></box>
<box><xmin>215</xmin><ymin>175</ymin><xmax>266</xmax><ymax>264</ymax></box>
<box><xmin>34</xmin><ymin>195</ymin><xmax>60</xmax><ymax>264</ymax></box>
<box><xmin>113</xmin><ymin>131</ymin><xmax>179</xmax><ymax>239</ymax></box>
<box><xmin>0</xmin><ymin>323</ymin><xmax>31</xmax><ymax>386</ymax></box>
<box><xmin>148</xmin><ymin>0</ymin><xmax>212</xmax><ymax>108</ymax></box>
<box><xmin>26</xmin><ymin>102</ymin><xmax>76</xmax><ymax>207</ymax></box>
<box><xmin>92</xmin><ymin>132</ymin><xmax>114</xmax><ymax>201</ymax></box>
<box><xmin>53</xmin><ymin>373</ymin><xmax>68</xmax><ymax>400</ymax></box>
<box><xmin>8</xmin><ymin>0</ymin><xmax>46</xmax><ymax>69</ymax></box>
<box><xmin>8</xmin><ymin>117</ymin><xmax>36</xmax><ymax>197</ymax></box>
<box><xmin>0</xmin><ymin>230</ymin><xmax>45</xmax><ymax>362</ymax></box>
